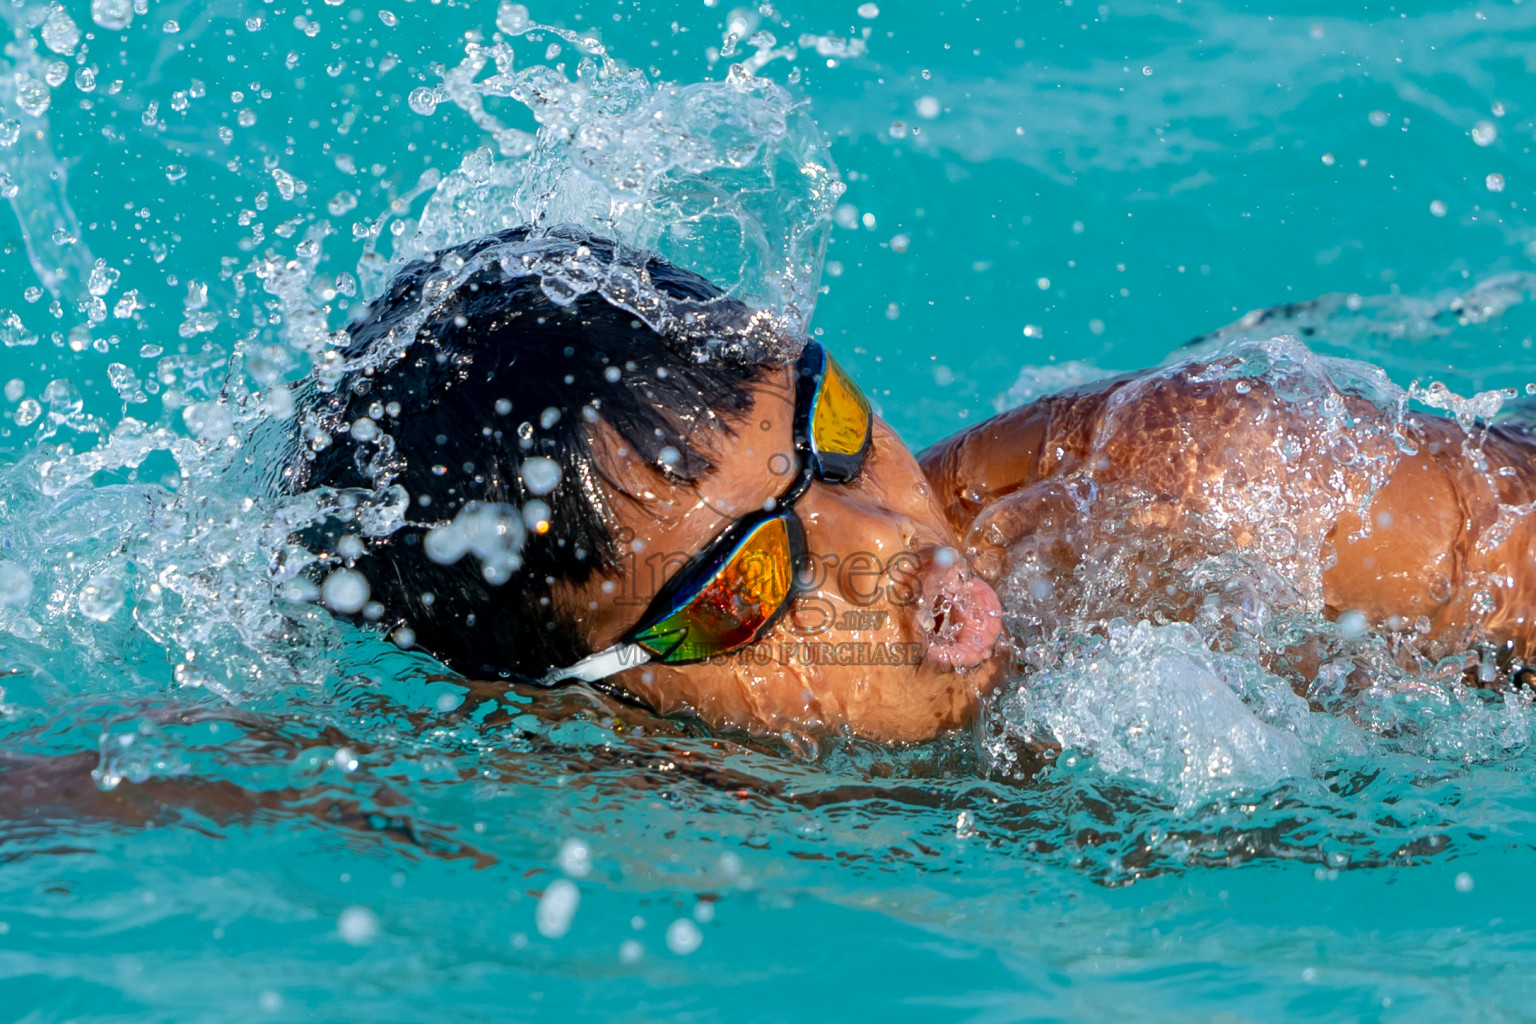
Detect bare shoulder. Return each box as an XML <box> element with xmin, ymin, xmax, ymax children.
<box><xmin>917</xmin><ymin>375</ymin><xmax>1131</xmax><ymax>531</ymax></box>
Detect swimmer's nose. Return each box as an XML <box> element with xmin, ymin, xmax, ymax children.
<box><xmin>795</xmin><ymin>478</ymin><xmax>942</xmax><ymax>550</ymax></box>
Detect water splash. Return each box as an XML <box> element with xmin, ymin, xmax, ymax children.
<box><xmin>984</xmin><ymin>335</ymin><xmax>1534</xmax><ymax>819</ymax></box>
<box><xmin>0</xmin><ymin>4</ymin><xmax>845</xmax><ymax>799</ymax></box>
<box><xmin>380</xmin><ymin>5</ymin><xmax>841</xmax><ymax>339</ymax></box>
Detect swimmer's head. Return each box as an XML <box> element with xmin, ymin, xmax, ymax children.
<box><xmin>289</xmin><ymin>228</ymin><xmax>1002</xmax><ymax>743</ymax></box>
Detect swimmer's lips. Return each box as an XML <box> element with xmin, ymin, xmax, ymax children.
<box><xmin>920</xmin><ymin>568</ymin><xmax>1004</xmax><ymax>670</ymax></box>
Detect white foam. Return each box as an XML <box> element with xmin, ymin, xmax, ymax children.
<box><xmin>995</xmin><ymin>621</ymin><xmax>1314</xmax><ymax>812</ymax></box>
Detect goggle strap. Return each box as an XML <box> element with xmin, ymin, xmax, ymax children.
<box><xmin>539</xmin><ymin>642</ymin><xmax>651</xmax><ymax>686</ymax></box>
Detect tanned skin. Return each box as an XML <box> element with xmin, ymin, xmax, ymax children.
<box><xmin>920</xmin><ymin>366</ymin><xmax>1536</xmax><ymax>669</ymax></box>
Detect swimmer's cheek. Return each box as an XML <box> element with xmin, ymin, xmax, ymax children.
<box><xmin>611</xmin><ymin>652</ymin><xmax>993</xmax><ymax>744</ymax></box>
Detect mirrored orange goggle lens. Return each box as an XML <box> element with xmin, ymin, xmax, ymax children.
<box><xmin>810</xmin><ymin>353</ymin><xmax>872</xmax><ymax>462</ymax></box>
<box><xmin>632</xmin><ymin>517</ymin><xmax>796</xmax><ymax>663</ymax></box>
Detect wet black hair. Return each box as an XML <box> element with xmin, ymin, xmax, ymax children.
<box><xmin>284</xmin><ymin>227</ymin><xmax>782</xmax><ymax>679</ymax></box>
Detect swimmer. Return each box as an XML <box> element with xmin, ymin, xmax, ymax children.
<box><xmin>286</xmin><ymin>227</ymin><xmax>1536</xmax><ymax>743</ymax></box>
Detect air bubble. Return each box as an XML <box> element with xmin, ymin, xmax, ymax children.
<box><xmin>1486</xmin><ymin>172</ymin><xmax>1505</xmax><ymax>193</ymax></box>
<box><xmin>1471</xmin><ymin>120</ymin><xmax>1497</xmax><ymax>147</ymax></box>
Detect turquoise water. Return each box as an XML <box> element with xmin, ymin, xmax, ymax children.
<box><xmin>3</xmin><ymin>0</ymin><xmax>1536</xmax><ymax>1020</ymax></box>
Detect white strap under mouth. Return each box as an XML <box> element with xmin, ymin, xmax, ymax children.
<box><xmin>538</xmin><ymin>642</ymin><xmax>651</xmax><ymax>687</ymax></box>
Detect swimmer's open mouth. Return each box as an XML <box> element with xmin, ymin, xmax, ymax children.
<box><xmin>919</xmin><ymin>563</ymin><xmax>1004</xmax><ymax>669</ymax></box>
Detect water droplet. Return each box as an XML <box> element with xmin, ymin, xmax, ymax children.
<box><xmin>522</xmin><ymin>500</ymin><xmax>552</xmax><ymax>534</ymax></box>
<box><xmin>408</xmin><ymin>87</ymin><xmax>438</xmax><ymax>116</ymax></box>
<box><xmin>856</xmin><ymin>2</ymin><xmax>880</xmax><ymax>16</ymax></box>
<box><xmin>15</xmin><ymin>79</ymin><xmax>50</xmax><ymax>118</ymax></box>
<box><xmin>321</xmin><ymin>569</ymin><xmax>370</xmax><ymax>614</ymax></box>
<box><xmin>558</xmin><ymin>839</ymin><xmax>591</xmax><ymax>877</ymax></box>
<box><xmin>1429</xmin><ymin>199</ymin><xmax>1447</xmax><ymax>217</ymax></box>
<box><xmin>915</xmin><ymin>96</ymin><xmax>941</xmax><ymax>120</ymax></box>
<box><xmin>1368</xmin><ymin>109</ymin><xmax>1388</xmax><ymax>127</ymax></box>
<box><xmin>378</xmin><ymin>10</ymin><xmax>397</xmax><ymax>26</ymax></box>
<box><xmin>536</xmin><ymin>879</ymin><xmax>579</xmax><ymax>938</ymax></box>
<box><xmin>619</xmin><ymin>939</ymin><xmax>643</xmax><ymax>963</ymax></box>
<box><xmin>496</xmin><ymin>2</ymin><xmax>531</xmax><ymax>34</ymax></box>
<box><xmin>1320</xmin><ymin>152</ymin><xmax>1335</xmax><ymax>166</ymax></box>
<box><xmin>91</xmin><ymin>0</ymin><xmax>134</xmax><ymax>30</ymax></box>
<box><xmin>1486</xmin><ymin>172</ymin><xmax>1506</xmax><ymax>193</ymax></box>
<box><xmin>1337</xmin><ymin>609</ymin><xmax>1368</xmax><ymax>640</ymax></box>
<box><xmin>79</xmin><ymin>574</ymin><xmax>126</xmax><ymax>621</ymax></box>
<box><xmin>1472</xmin><ymin>120</ymin><xmax>1497</xmax><ymax>147</ymax></box>
<box><xmin>1455</xmin><ymin>871</ymin><xmax>1474</xmax><ymax>893</ymax></box>
<box><xmin>0</xmin><ymin>563</ymin><xmax>34</xmax><ymax>608</ymax></box>
<box><xmin>75</xmin><ymin>67</ymin><xmax>96</xmax><ymax>93</ymax></box>
<box><xmin>665</xmin><ymin>918</ymin><xmax>702</xmax><ymax>954</ymax></box>
<box><xmin>521</xmin><ymin>456</ymin><xmax>562</xmax><ymax>495</ymax></box>
<box><xmin>42</xmin><ymin>9</ymin><xmax>80</xmax><ymax>55</ymax></box>
<box><xmin>337</xmin><ymin>906</ymin><xmax>378</xmax><ymax>945</ymax></box>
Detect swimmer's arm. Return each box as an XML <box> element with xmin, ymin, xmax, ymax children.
<box><xmin>917</xmin><ymin>380</ymin><xmax>1126</xmax><ymax>534</ymax></box>
<box><xmin>1320</xmin><ymin>419</ymin><xmax>1536</xmax><ymax>657</ymax></box>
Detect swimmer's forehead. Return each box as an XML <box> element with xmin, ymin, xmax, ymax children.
<box><xmin>590</xmin><ymin>364</ymin><xmax>797</xmax><ymax>524</ymax></box>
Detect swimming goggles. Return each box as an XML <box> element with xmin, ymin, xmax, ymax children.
<box><xmin>540</xmin><ymin>341</ymin><xmax>873</xmax><ymax>686</ymax></box>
